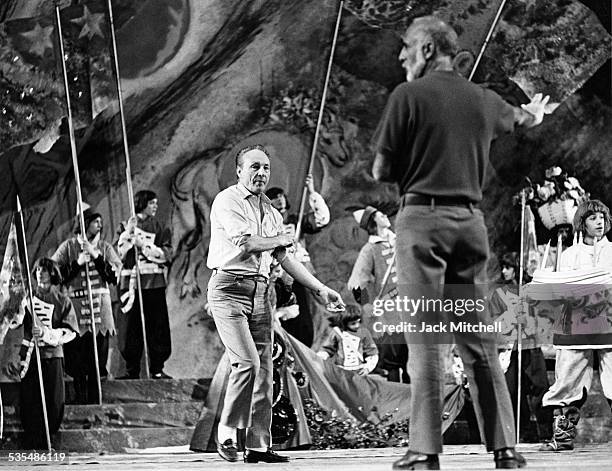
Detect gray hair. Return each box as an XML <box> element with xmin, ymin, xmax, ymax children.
<box><xmin>407</xmin><ymin>16</ymin><xmax>459</xmax><ymax>59</ymax></box>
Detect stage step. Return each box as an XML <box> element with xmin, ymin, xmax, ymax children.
<box><xmin>67</xmin><ymin>378</ymin><xmax>210</xmax><ymax>404</ymax></box>
<box><xmin>0</xmin><ymin>378</ymin><xmax>208</xmax><ymax>452</ymax></box>
<box><xmin>0</xmin><ymin>427</ymin><xmax>195</xmax><ymax>453</ymax></box>
<box><xmin>2</xmin><ymin>401</ymin><xmax>202</xmax><ymax>430</ymax></box>
<box><xmin>0</xmin><ymin>377</ymin><xmax>209</xmax><ymax>406</ymax></box>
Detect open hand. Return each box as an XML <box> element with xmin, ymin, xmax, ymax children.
<box><xmin>521</xmin><ymin>93</ymin><xmax>551</xmax><ymax>126</ymax></box>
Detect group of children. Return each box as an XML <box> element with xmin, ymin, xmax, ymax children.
<box><xmin>16</xmin><ymin>190</ymin><xmax>172</xmax><ymax>449</ymax></box>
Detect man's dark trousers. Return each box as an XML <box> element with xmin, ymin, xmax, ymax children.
<box><xmin>396</xmin><ymin>203</ymin><xmax>515</xmax><ymax>454</ymax></box>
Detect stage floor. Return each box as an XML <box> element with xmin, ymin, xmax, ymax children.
<box><xmin>12</xmin><ymin>443</ymin><xmax>612</xmax><ymax>470</ymax></box>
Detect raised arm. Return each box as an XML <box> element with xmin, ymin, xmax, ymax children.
<box><xmin>513</xmin><ymin>93</ymin><xmax>551</xmax><ymax>128</ymax></box>
<box><xmin>305</xmin><ymin>174</ymin><xmax>330</xmax><ymax>229</ymax></box>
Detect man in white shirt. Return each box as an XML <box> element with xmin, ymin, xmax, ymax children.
<box><xmin>207</xmin><ymin>144</ymin><xmax>344</xmax><ymax>463</ymax></box>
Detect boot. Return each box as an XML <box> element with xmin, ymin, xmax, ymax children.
<box><xmin>539</xmin><ymin>406</ymin><xmax>579</xmax><ymax>451</ymax></box>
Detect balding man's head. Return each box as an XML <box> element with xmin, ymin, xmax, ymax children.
<box><xmin>235</xmin><ymin>144</ymin><xmax>270</xmax><ymax>169</ymax></box>
<box><xmin>235</xmin><ymin>145</ymin><xmax>271</xmax><ymax>194</ymax></box>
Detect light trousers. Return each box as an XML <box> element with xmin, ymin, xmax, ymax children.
<box><xmin>208</xmin><ymin>271</ymin><xmax>273</xmax><ymax>449</ymax></box>
<box><xmin>543</xmin><ymin>348</ymin><xmax>612</xmax><ymax>407</ymax></box>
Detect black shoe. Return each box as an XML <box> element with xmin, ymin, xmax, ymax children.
<box><xmin>494</xmin><ymin>448</ymin><xmax>527</xmax><ymax>469</ymax></box>
<box><xmin>151</xmin><ymin>371</ymin><xmax>172</xmax><ymax>379</ymax></box>
<box><xmin>244</xmin><ymin>448</ymin><xmax>290</xmax><ymax>463</ymax></box>
<box><xmin>217</xmin><ymin>439</ymin><xmax>238</xmax><ymax>462</ymax></box>
<box><xmin>116</xmin><ymin>374</ymin><xmax>139</xmax><ymax>380</ymax></box>
<box><xmin>392</xmin><ymin>450</ymin><xmax>440</xmax><ymax>470</ymax></box>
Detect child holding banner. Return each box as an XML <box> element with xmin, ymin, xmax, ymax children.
<box><xmin>490</xmin><ymin>252</ymin><xmax>552</xmax><ymax>442</ymax></box>
<box><xmin>19</xmin><ymin>258</ymin><xmax>78</xmax><ymax>449</ymax></box>
<box><xmin>541</xmin><ymin>199</ymin><xmax>612</xmax><ymax>451</ymax></box>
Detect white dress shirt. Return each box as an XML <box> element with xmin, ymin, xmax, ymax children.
<box><xmin>207</xmin><ymin>183</ymin><xmax>284</xmax><ymax>277</ymax></box>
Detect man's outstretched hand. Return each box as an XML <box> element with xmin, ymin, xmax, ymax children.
<box><xmin>521</xmin><ymin>93</ymin><xmax>551</xmax><ymax>126</ymax></box>
<box><xmin>317</xmin><ymin>286</ymin><xmax>345</xmax><ymax>311</ymax></box>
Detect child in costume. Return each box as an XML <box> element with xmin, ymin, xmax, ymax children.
<box><xmin>116</xmin><ymin>190</ymin><xmax>173</xmax><ymax>379</ymax></box>
<box><xmin>19</xmin><ymin>258</ymin><xmax>78</xmax><ymax>448</ymax></box>
<box><xmin>348</xmin><ymin>205</ymin><xmax>408</xmax><ymax>382</ymax></box>
<box><xmin>53</xmin><ymin>207</ymin><xmax>121</xmax><ymax>402</ymax></box>
<box><xmin>317</xmin><ymin>304</ymin><xmax>379</xmax><ymax>375</ymax></box>
<box><xmin>541</xmin><ymin>199</ymin><xmax>612</xmax><ymax>451</ymax></box>
<box><xmin>489</xmin><ymin>252</ymin><xmax>552</xmax><ymax>442</ymax></box>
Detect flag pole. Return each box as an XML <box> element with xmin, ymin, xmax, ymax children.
<box><xmin>105</xmin><ymin>0</ymin><xmax>150</xmax><ymax>379</ymax></box>
<box><xmin>294</xmin><ymin>0</ymin><xmax>344</xmax><ymax>242</ymax></box>
<box><xmin>468</xmin><ymin>0</ymin><xmax>508</xmax><ymax>81</ymax></box>
<box><xmin>515</xmin><ymin>189</ymin><xmax>527</xmax><ymax>444</ymax></box>
<box><xmin>16</xmin><ymin>197</ymin><xmax>52</xmax><ymax>451</ymax></box>
<box><xmin>55</xmin><ymin>5</ymin><xmax>103</xmax><ymax>404</ymax></box>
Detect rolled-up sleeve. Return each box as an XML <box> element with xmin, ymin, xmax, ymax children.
<box><xmin>213</xmin><ymin>193</ymin><xmax>252</xmax><ymax>247</ymax></box>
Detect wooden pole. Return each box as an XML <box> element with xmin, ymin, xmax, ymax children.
<box><xmin>16</xmin><ymin>197</ymin><xmax>52</xmax><ymax>451</ymax></box>
<box><xmin>294</xmin><ymin>0</ymin><xmax>344</xmax><ymax>242</ymax></box>
<box><xmin>515</xmin><ymin>190</ymin><xmax>526</xmax><ymax>443</ymax></box>
<box><xmin>105</xmin><ymin>0</ymin><xmax>150</xmax><ymax>379</ymax></box>
<box><xmin>468</xmin><ymin>0</ymin><xmax>509</xmax><ymax>81</ymax></box>
<box><xmin>55</xmin><ymin>5</ymin><xmax>103</xmax><ymax>403</ymax></box>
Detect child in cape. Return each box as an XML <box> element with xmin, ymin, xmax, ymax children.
<box><xmin>317</xmin><ymin>304</ymin><xmax>378</xmax><ymax>375</ymax></box>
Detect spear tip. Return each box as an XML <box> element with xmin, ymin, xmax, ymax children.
<box><xmin>16</xmin><ymin>195</ymin><xmax>21</xmax><ymax>212</ymax></box>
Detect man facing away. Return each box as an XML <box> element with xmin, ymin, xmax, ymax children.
<box><xmin>207</xmin><ymin>144</ymin><xmax>344</xmax><ymax>463</ymax></box>
<box><xmin>372</xmin><ymin>15</ymin><xmax>550</xmax><ymax>470</ymax></box>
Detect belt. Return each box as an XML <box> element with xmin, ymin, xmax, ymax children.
<box><xmin>400</xmin><ymin>193</ymin><xmax>479</xmax><ymax>210</ymax></box>
<box><xmin>212</xmin><ymin>269</ymin><xmax>268</xmax><ymax>283</ymax></box>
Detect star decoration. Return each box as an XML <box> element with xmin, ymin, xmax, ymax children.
<box><xmin>71</xmin><ymin>5</ymin><xmax>105</xmax><ymax>41</ymax></box>
<box><xmin>20</xmin><ymin>23</ymin><xmax>54</xmax><ymax>58</ymax></box>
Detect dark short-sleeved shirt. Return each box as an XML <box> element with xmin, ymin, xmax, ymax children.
<box><xmin>375</xmin><ymin>70</ymin><xmax>515</xmax><ymax>202</ymax></box>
